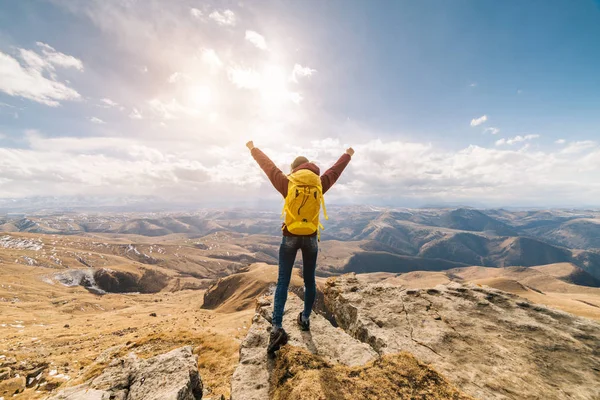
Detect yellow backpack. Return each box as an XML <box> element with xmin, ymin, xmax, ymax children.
<box><xmin>282</xmin><ymin>169</ymin><xmax>328</xmax><ymax>239</ymax></box>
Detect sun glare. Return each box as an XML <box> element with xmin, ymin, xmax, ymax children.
<box><xmin>186</xmin><ymin>85</ymin><xmax>212</xmax><ymax>107</ymax></box>
<box><xmin>260</xmin><ymin>65</ymin><xmax>288</xmax><ymax>109</ymax></box>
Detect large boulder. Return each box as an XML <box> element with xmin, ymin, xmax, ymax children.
<box><xmin>47</xmin><ymin>346</ymin><xmax>202</xmax><ymax>400</ymax></box>
<box><xmin>324</xmin><ymin>274</ymin><xmax>600</xmax><ymax>400</ymax></box>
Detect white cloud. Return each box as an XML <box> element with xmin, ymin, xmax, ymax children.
<box><xmin>0</xmin><ymin>45</ymin><xmax>82</xmax><ymax>106</ymax></box>
<box><xmin>469</xmin><ymin>83</ymin><xmax>477</xmax><ymax>87</ymax></box>
<box><xmin>470</xmin><ymin>115</ymin><xmax>488</xmax><ymax>127</ymax></box>
<box><xmin>561</xmin><ymin>140</ymin><xmax>596</xmax><ymax>154</ymax></box>
<box><xmin>332</xmin><ymin>138</ymin><xmax>600</xmax><ymax>206</ymax></box>
<box><xmin>483</xmin><ymin>127</ymin><xmax>500</xmax><ymax>135</ymax></box>
<box><xmin>555</xmin><ymin>139</ymin><xmax>566</xmax><ymax>145</ymax></box>
<box><xmin>228</xmin><ymin>66</ymin><xmax>261</xmax><ymax>89</ymax></box>
<box><xmin>290</xmin><ymin>64</ymin><xmax>316</xmax><ymax>83</ymax></box>
<box><xmin>209</xmin><ymin>10</ymin><xmax>236</xmax><ymax>26</ymax></box>
<box><xmin>288</xmin><ymin>92</ymin><xmax>303</xmax><ymax>104</ymax></box>
<box><xmin>36</xmin><ymin>42</ymin><xmax>84</xmax><ymax>71</ymax></box>
<box><xmin>148</xmin><ymin>98</ymin><xmax>199</xmax><ymax>120</ymax></box>
<box><xmin>200</xmin><ymin>48</ymin><xmax>223</xmax><ymax>71</ymax></box>
<box><xmin>19</xmin><ymin>49</ymin><xmax>48</xmax><ymax>72</ymax></box>
<box><xmin>168</xmin><ymin>72</ymin><xmax>191</xmax><ymax>83</ymax></box>
<box><xmin>90</xmin><ymin>117</ymin><xmax>105</xmax><ymax>124</ymax></box>
<box><xmin>129</xmin><ymin>108</ymin><xmax>143</xmax><ymax>119</ymax></box>
<box><xmin>0</xmin><ymin>128</ymin><xmax>598</xmax><ymax>206</ymax></box>
<box><xmin>227</xmin><ymin>65</ymin><xmax>304</xmax><ymax>107</ymax></box>
<box><xmin>100</xmin><ymin>98</ymin><xmax>118</xmax><ymax>107</ymax></box>
<box><xmin>0</xmin><ymin>131</ymin><xmax>263</xmax><ymax>198</ymax></box>
<box><xmin>495</xmin><ymin>134</ymin><xmax>540</xmax><ymax>146</ymax></box>
<box><xmin>245</xmin><ymin>30</ymin><xmax>268</xmax><ymax>50</ymax></box>
<box><xmin>190</xmin><ymin>8</ymin><xmax>202</xmax><ymax>18</ymax></box>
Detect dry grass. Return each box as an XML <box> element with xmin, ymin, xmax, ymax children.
<box><xmin>65</xmin><ymin>330</ymin><xmax>239</xmax><ymax>398</ymax></box>
<box><xmin>0</xmin><ymin>259</ymin><xmax>252</xmax><ymax>399</ymax></box>
<box><xmin>194</xmin><ymin>332</ymin><xmax>240</xmax><ymax>397</ymax></box>
<box><xmin>113</xmin><ymin>330</ymin><xmax>240</xmax><ymax>398</ymax></box>
<box><xmin>270</xmin><ymin>346</ymin><xmax>474</xmax><ymax>400</ymax></box>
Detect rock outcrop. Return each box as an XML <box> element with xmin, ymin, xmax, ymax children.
<box><xmin>231</xmin><ymin>294</ymin><xmax>378</xmax><ymax>400</ymax></box>
<box><xmin>324</xmin><ymin>274</ymin><xmax>600</xmax><ymax>400</ymax></box>
<box><xmin>47</xmin><ymin>346</ymin><xmax>202</xmax><ymax>400</ymax></box>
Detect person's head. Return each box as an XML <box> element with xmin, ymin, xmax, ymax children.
<box><xmin>291</xmin><ymin>156</ymin><xmax>309</xmax><ymax>171</ymax></box>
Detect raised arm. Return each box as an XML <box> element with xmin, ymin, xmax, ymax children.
<box><xmin>247</xmin><ymin>141</ymin><xmax>289</xmax><ymax>197</ymax></box>
<box><xmin>321</xmin><ymin>147</ymin><xmax>354</xmax><ymax>194</ymax></box>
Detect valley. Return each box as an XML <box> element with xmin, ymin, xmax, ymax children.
<box><xmin>0</xmin><ymin>206</ymin><xmax>599</xmax><ymax>399</ymax></box>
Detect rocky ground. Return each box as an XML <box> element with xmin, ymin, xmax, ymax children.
<box><xmin>323</xmin><ymin>274</ymin><xmax>600</xmax><ymax>399</ymax></box>
<box><xmin>359</xmin><ymin>263</ymin><xmax>600</xmax><ymax>321</ymax></box>
<box><xmin>47</xmin><ymin>346</ymin><xmax>203</xmax><ymax>400</ymax></box>
<box><xmin>231</xmin><ymin>294</ymin><xmax>471</xmax><ymax>400</ymax></box>
<box><xmin>229</xmin><ymin>274</ymin><xmax>600</xmax><ymax>399</ymax></box>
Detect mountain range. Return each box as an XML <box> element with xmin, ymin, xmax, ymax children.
<box><xmin>3</xmin><ymin>207</ymin><xmax>600</xmax><ymax>280</ymax></box>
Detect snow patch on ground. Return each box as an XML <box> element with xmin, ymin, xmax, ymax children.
<box><xmin>51</xmin><ymin>269</ymin><xmax>106</xmax><ymax>294</ymax></box>
<box><xmin>127</xmin><ymin>244</ymin><xmax>141</xmax><ymax>255</ymax></box>
<box><xmin>22</xmin><ymin>256</ymin><xmax>37</xmax><ymax>266</ymax></box>
<box><xmin>0</xmin><ymin>235</ymin><xmax>43</xmax><ymax>251</ymax></box>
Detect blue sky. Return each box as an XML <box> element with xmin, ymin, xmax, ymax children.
<box><xmin>0</xmin><ymin>0</ymin><xmax>599</xmax><ymax>207</ymax></box>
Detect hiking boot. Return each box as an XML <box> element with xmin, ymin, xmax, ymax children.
<box><xmin>267</xmin><ymin>327</ymin><xmax>288</xmax><ymax>354</ymax></box>
<box><xmin>297</xmin><ymin>311</ymin><xmax>310</xmax><ymax>331</ymax></box>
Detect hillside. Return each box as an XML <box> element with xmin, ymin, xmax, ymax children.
<box><xmin>532</xmin><ymin>262</ymin><xmax>600</xmax><ymax>287</ymax></box>
<box><xmin>1</xmin><ymin>225</ymin><xmax>600</xmax><ymax>399</ymax></box>
<box><xmin>0</xmin><ymin>262</ymin><xmax>251</xmax><ymax>399</ymax></box>
<box><xmin>521</xmin><ymin>218</ymin><xmax>600</xmax><ymax>249</ymax></box>
<box><xmin>3</xmin><ymin>207</ymin><xmax>600</xmax><ymax>281</ymax></box>
<box><xmin>202</xmin><ymin>263</ymin><xmax>305</xmax><ymax>313</ymax></box>
<box><xmin>439</xmin><ymin>208</ymin><xmax>518</xmax><ymax>236</ymax></box>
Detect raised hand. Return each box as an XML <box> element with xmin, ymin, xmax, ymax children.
<box><xmin>346</xmin><ymin>147</ymin><xmax>355</xmax><ymax>156</ymax></box>
<box><xmin>246</xmin><ymin>141</ymin><xmax>255</xmax><ymax>150</ymax></box>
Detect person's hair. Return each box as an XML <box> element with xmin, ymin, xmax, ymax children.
<box><xmin>291</xmin><ymin>156</ymin><xmax>309</xmax><ymax>171</ymax></box>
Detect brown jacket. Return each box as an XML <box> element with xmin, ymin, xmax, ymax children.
<box><xmin>251</xmin><ymin>148</ymin><xmax>352</xmax><ymax>236</ymax></box>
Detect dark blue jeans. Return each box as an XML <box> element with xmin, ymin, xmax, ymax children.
<box><xmin>272</xmin><ymin>235</ymin><xmax>318</xmax><ymax>328</ymax></box>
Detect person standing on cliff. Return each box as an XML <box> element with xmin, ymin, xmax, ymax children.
<box><xmin>246</xmin><ymin>140</ymin><xmax>354</xmax><ymax>355</ymax></box>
